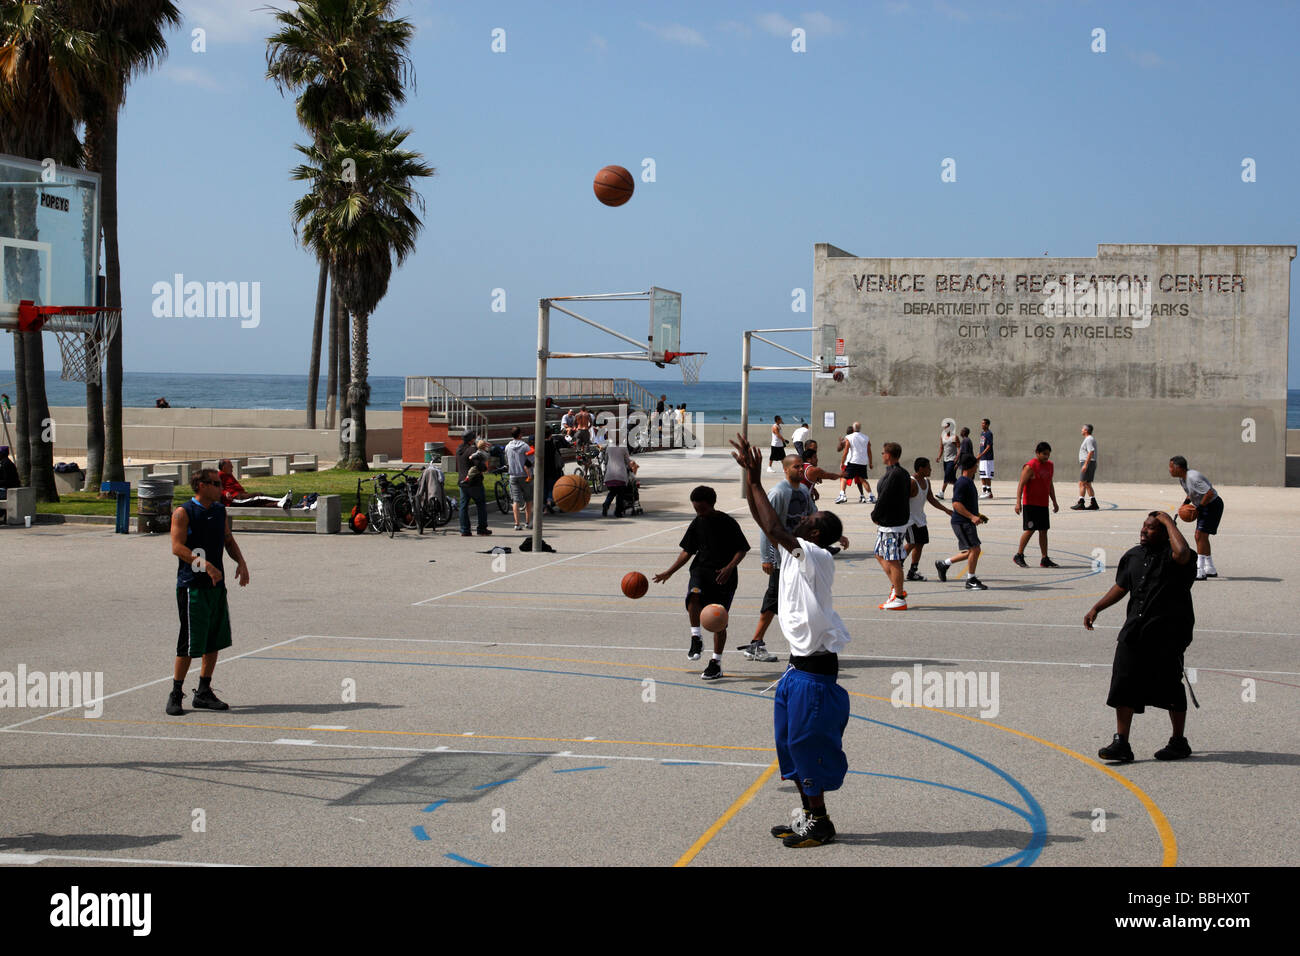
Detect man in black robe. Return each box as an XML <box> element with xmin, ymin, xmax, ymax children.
<box><xmin>1084</xmin><ymin>511</ymin><xmax>1196</xmax><ymax>762</ymax></box>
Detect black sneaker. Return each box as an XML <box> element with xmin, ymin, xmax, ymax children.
<box><xmin>771</xmin><ymin>807</ymin><xmax>809</xmax><ymax>839</ymax></box>
<box><xmin>1040</xmin><ymin>556</ymin><xmax>1060</xmax><ymax>568</ymax></box>
<box><xmin>783</xmin><ymin>812</ymin><xmax>835</xmax><ymax>848</ymax></box>
<box><xmin>477</xmin><ymin>529</ymin><xmax>492</xmax><ymax>536</ymax></box>
<box><xmin>935</xmin><ymin>560</ymin><xmax>949</xmax><ymax>582</ymax></box>
<box><xmin>701</xmin><ymin>659</ymin><xmax>722</xmax><ymax>680</ymax></box>
<box><xmin>964</xmin><ymin>576</ymin><xmax>988</xmax><ymax>590</ymax></box>
<box><xmin>166</xmin><ymin>690</ymin><xmax>184</xmax><ymax>716</ymax></box>
<box><xmin>906</xmin><ymin>567</ymin><xmax>925</xmax><ymax>582</ymax></box>
<box><xmin>688</xmin><ymin>637</ymin><xmax>703</xmax><ymax>660</ymax></box>
<box><xmin>191</xmin><ymin>688</ymin><xmax>229</xmax><ymax>711</ymax></box>
<box><xmin>1154</xmin><ymin>736</ymin><xmax>1192</xmax><ymax>760</ymax></box>
<box><xmin>1070</xmin><ymin>499</ymin><xmax>1086</xmax><ymax>510</ymax></box>
<box><xmin>1012</xmin><ymin>553</ymin><xmax>1028</xmax><ymax>568</ymax></box>
<box><xmin>1086</xmin><ymin>499</ymin><xmax>1100</xmax><ymax>511</ymax></box>
<box><xmin>1098</xmin><ymin>733</ymin><xmax>1134</xmax><ymax>763</ymax></box>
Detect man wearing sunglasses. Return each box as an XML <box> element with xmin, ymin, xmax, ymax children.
<box><xmin>167</xmin><ymin>468</ymin><xmax>251</xmax><ymax>716</ymax></box>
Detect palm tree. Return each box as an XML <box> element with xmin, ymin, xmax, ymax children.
<box><xmin>265</xmin><ymin>0</ymin><xmax>415</xmax><ymax>432</ymax></box>
<box><xmin>292</xmin><ymin>120</ymin><xmax>432</xmax><ymax>467</ymax></box>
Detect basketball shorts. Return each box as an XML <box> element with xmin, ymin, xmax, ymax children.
<box><xmin>844</xmin><ymin>462</ymin><xmax>869</xmax><ymax>480</ymax></box>
<box><xmin>1021</xmin><ymin>504</ymin><xmax>1050</xmax><ymax>532</ymax></box>
<box><xmin>1196</xmin><ymin>496</ymin><xmax>1224</xmax><ymax>535</ymax></box>
<box><xmin>874</xmin><ymin>530</ymin><xmax>906</xmax><ymax>561</ymax></box>
<box><xmin>951</xmin><ymin>519</ymin><xmax>981</xmax><ymax>550</ymax></box>
<box><xmin>686</xmin><ymin>567</ymin><xmax>738</xmax><ymax>613</ymax></box>
<box><xmin>761</xmin><ymin>566</ymin><xmax>780</xmax><ymax>615</ymax></box>
<box><xmin>943</xmin><ymin>460</ymin><xmax>957</xmax><ymax>484</ymax></box>
<box><xmin>906</xmin><ymin>523</ymin><xmax>929</xmax><ymax>547</ymax></box>
<box><xmin>176</xmin><ymin>586</ymin><xmax>233</xmax><ymax>658</ymax></box>
<box><xmin>774</xmin><ymin>668</ymin><xmax>849</xmax><ymax>796</ymax></box>
<box><xmin>979</xmin><ymin>460</ymin><xmax>995</xmax><ymax>479</ymax></box>
<box><xmin>1080</xmin><ymin>460</ymin><xmax>1097</xmax><ymax>483</ymax></box>
<box><xmin>770</xmin><ymin>444</ymin><xmax>786</xmax><ymax>462</ymax></box>
<box><xmin>508</xmin><ymin>474</ymin><xmax>529</xmax><ymax>504</ymax></box>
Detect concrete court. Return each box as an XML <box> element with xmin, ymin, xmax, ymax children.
<box><xmin>0</xmin><ymin>448</ymin><xmax>1296</xmax><ymax>868</ymax></box>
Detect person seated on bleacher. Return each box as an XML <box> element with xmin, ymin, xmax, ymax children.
<box><xmin>561</xmin><ymin>408</ymin><xmax>577</xmax><ymax>440</ymax></box>
<box><xmin>217</xmin><ymin>459</ymin><xmax>291</xmax><ymax>512</ymax></box>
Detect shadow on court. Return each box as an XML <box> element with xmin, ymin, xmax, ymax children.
<box><xmin>0</xmin><ymin>832</ymin><xmax>182</xmax><ymax>852</ymax></box>
<box><xmin>833</xmin><ymin>829</ymin><xmax>1085</xmax><ymax>850</ymax></box>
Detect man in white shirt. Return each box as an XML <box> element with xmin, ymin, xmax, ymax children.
<box><xmin>732</xmin><ymin>433</ymin><xmax>851</xmax><ymax>849</ymax></box>
<box><xmin>835</xmin><ymin>421</ymin><xmax>874</xmax><ymax>504</ymax></box>
<box><xmin>504</xmin><ymin>427</ymin><xmax>533</xmax><ymax>531</ymax></box>
<box><xmin>1072</xmin><ymin>424</ymin><xmax>1099</xmax><ymax>511</ymax></box>
<box><xmin>790</xmin><ymin>421</ymin><xmax>810</xmax><ymax>456</ymax></box>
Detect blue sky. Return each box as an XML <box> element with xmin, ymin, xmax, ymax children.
<box><xmin>98</xmin><ymin>0</ymin><xmax>1300</xmax><ymax>385</ymax></box>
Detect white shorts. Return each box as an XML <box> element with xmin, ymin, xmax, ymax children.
<box><xmin>979</xmin><ymin>460</ymin><xmax>994</xmax><ymax>479</ymax></box>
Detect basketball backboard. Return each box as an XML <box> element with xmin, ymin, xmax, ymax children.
<box><xmin>816</xmin><ymin>323</ymin><xmax>838</xmax><ymax>370</ymax></box>
<box><xmin>0</xmin><ymin>153</ymin><xmax>101</xmax><ymax>326</ymax></box>
<box><xmin>648</xmin><ymin>287</ymin><xmax>681</xmax><ymax>363</ymax></box>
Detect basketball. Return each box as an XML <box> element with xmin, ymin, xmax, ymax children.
<box><xmin>593</xmin><ymin>165</ymin><xmax>634</xmax><ymax>207</ymax></box>
<box><xmin>621</xmin><ymin>571</ymin><xmax>649</xmax><ymax>599</ymax></box>
<box><xmin>833</xmin><ymin>369</ymin><xmax>844</xmax><ymax>382</ymax></box>
<box><xmin>700</xmin><ymin>603</ymin><xmax>728</xmax><ymax>633</ymax></box>
<box><xmin>349</xmin><ymin>512</ymin><xmax>368</xmax><ymax>534</ymax></box>
<box><xmin>553</xmin><ymin>473</ymin><xmax>591</xmax><ymax>513</ymax></box>
<box><xmin>1178</xmin><ymin>503</ymin><xmax>1198</xmax><ymax>522</ymax></box>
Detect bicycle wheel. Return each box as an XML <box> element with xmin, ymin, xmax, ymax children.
<box><xmin>394</xmin><ymin>488</ymin><xmax>418</xmax><ymax>531</ymax></box>
<box><xmin>495</xmin><ymin>477</ymin><xmax>511</xmax><ymax>514</ymax></box>
<box><xmin>385</xmin><ymin>494</ymin><xmax>397</xmax><ymax>537</ymax></box>
<box><xmin>367</xmin><ymin>495</ymin><xmax>385</xmax><ymax>534</ymax></box>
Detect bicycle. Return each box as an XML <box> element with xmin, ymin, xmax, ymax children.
<box><xmin>386</xmin><ymin>465</ymin><xmax>423</xmax><ymax>534</ymax></box>
<box><xmin>364</xmin><ymin>468</ymin><xmax>415</xmax><ymax>538</ymax></box>
<box><xmin>571</xmin><ymin>445</ymin><xmax>604</xmax><ymax>493</ymax></box>
<box><xmin>492</xmin><ymin>466</ymin><xmax>512</xmax><ymax>514</ymax></box>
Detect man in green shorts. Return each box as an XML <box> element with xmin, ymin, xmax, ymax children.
<box><xmin>167</xmin><ymin>467</ymin><xmax>250</xmax><ymax>715</ymax></box>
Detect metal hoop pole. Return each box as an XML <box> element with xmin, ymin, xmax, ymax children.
<box><xmin>739</xmin><ymin>331</ymin><xmax>751</xmax><ymax>497</ymax></box>
<box><xmin>532</xmin><ymin>299</ymin><xmax>550</xmax><ymax>553</ymax></box>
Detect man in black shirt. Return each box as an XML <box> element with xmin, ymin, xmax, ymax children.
<box><xmin>1085</xmin><ymin>511</ymin><xmax>1196</xmax><ymax>761</ymax></box>
<box><xmin>456</xmin><ymin>430</ymin><xmax>490</xmax><ymax>537</ymax></box>
<box><xmin>871</xmin><ymin>442</ymin><xmax>911</xmax><ymax>610</ymax></box>
<box><xmin>654</xmin><ymin>485</ymin><xmax>750</xmax><ymax>680</ymax></box>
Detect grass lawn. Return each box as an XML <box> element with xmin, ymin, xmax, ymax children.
<box><xmin>37</xmin><ymin>466</ymin><xmax>484</xmax><ymax>518</ymax></box>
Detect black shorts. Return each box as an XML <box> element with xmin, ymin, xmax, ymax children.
<box><xmin>1080</xmin><ymin>460</ymin><xmax>1096</xmax><ymax>483</ymax></box>
<box><xmin>951</xmin><ymin>519</ymin><xmax>981</xmax><ymax>550</ymax></box>
<box><xmin>943</xmin><ymin>460</ymin><xmax>957</xmax><ymax>484</ymax></box>
<box><xmin>906</xmin><ymin>524</ymin><xmax>929</xmax><ymax>547</ymax></box>
<box><xmin>761</xmin><ymin>566</ymin><xmax>780</xmax><ymax>614</ymax></box>
<box><xmin>770</xmin><ymin>445</ymin><xmax>786</xmax><ymax>462</ymax></box>
<box><xmin>1196</xmin><ymin>496</ymin><xmax>1224</xmax><ymax>535</ymax></box>
<box><xmin>844</xmin><ymin>462</ymin><xmax>869</xmax><ymax>480</ymax></box>
<box><xmin>686</xmin><ymin>567</ymin><xmax>738</xmax><ymax>613</ymax></box>
<box><xmin>1021</xmin><ymin>504</ymin><xmax>1050</xmax><ymax>532</ymax></box>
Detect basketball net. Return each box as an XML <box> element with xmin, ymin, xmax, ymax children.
<box><xmin>667</xmin><ymin>351</ymin><xmax>706</xmax><ymax>385</ymax></box>
<box><xmin>51</xmin><ymin>308</ymin><xmax>120</xmax><ymax>384</ymax></box>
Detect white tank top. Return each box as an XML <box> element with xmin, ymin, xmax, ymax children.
<box><xmin>771</xmin><ymin>425</ymin><xmax>784</xmax><ymax>447</ymax></box>
<box><xmin>909</xmin><ymin>475</ymin><xmax>929</xmax><ymax>527</ymax></box>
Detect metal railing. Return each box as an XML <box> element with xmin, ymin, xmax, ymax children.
<box><xmin>405</xmin><ymin>376</ymin><xmax>655</xmax><ymax>416</ymax></box>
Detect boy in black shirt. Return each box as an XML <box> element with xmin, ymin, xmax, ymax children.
<box><xmin>654</xmin><ymin>485</ymin><xmax>750</xmax><ymax>679</ymax></box>
<box><xmin>935</xmin><ymin>455</ymin><xmax>989</xmax><ymax>590</ymax></box>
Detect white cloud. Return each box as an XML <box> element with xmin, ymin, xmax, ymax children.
<box><xmin>638</xmin><ymin>22</ymin><xmax>708</xmax><ymax>47</ymax></box>
<box><xmin>185</xmin><ymin>1</ymin><xmax>277</xmax><ymax>44</ymax></box>
<box><xmin>757</xmin><ymin>11</ymin><xmax>844</xmax><ymax>37</ymax></box>
<box><xmin>718</xmin><ymin>19</ymin><xmax>752</xmax><ymax>37</ymax></box>
<box><xmin>757</xmin><ymin>12</ymin><xmax>796</xmax><ymax>36</ymax></box>
<box><xmin>162</xmin><ymin>65</ymin><xmax>223</xmax><ymax>91</ymax></box>
<box><xmin>1127</xmin><ymin>50</ymin><xmax>1165</xmax><ymax>69</ymax></box>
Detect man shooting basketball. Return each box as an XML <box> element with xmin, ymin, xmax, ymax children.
<box><xmin>732</xmin><ymin>433</ymin><xmax>851</xmax><ymax>848</ymax></box>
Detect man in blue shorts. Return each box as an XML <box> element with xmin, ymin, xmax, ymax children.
<box><xmin>732</xmin><ymin>432</ymin><xmax>851</xmax><ymax>848</ymax></box>
<box><xmin>1169</xmin><ymin>456</ymin><xmax>1224</xmax><ymax>580</ymax></box>
<box><xmin>936</xmin><ymin>455</ymin><xmax>990</xmax><ymax>590</ymax></box>
<box><xmin>167</xmin><ymin>467</ymin><xmax>250</xmax><ymax>715</ymax></box>
<box><xmin>653</xmin><ymin>485</ymin><xmax>750</xmax><ymax>679</ymax></box>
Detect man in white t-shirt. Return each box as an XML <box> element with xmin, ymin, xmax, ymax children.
<box><xmin>835</xmin><ymin>421</ymin><xmax>874</xmax><ymax>504</ymax></box>
<box><xmin>790</xmin><ymin>421</ymin><xmax>810</xmax><ymax>456</ymax></box>
<box><xmin>504</xmin><ymin>426</ymin><xmax>533</xmax><ymax>531</ymax></box>
<box><xmin>732</xmin><ymin>432</ymin><xmax>851</xmax><ymax>849</ymax></box>
<box><xmin>1072</xmin><ymin>424</ymin><xmax>1099</xmax><ymax>511</ymax></box>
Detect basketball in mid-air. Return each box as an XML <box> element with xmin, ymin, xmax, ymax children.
<box><xmin>700</xmin><ymin>603</ymin><xmax>729</xmax><ymax>633</ymax></box>
<box><xmin>621</xmin><ymin>571</ymin><xmax>649</xmax><ymax>599</ymax></box>
<box><xmin>1177</xmin><ymin>503</ymin><xmax>1198</xmax><ymax>522</ymax></box>
<box><xmin>593</xmin><ymin>165</ymin><xmax>634</xmax><ymax>207</ymax></box>
<box><xmin>553</xmin><ymin>474</ymin><xmax>591</xmax><ymax>513</ymax></box>
<box><xmin>833</xmin><ymin>369</ymin><xmax>844</xmax><ymax>382</ymax></box>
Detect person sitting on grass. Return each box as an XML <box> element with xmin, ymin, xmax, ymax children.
<box><xmin>217</xmin><ymin>459</ymin><xmax>291</xmax><ymax>512</ymax></box>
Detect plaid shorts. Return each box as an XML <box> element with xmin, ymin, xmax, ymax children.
<box><xmin>874</xmin><ymin>530</ymin><xmax>906</xmax><ymax>562</ymax></box>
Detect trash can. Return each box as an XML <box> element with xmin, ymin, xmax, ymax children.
<box><xmin>137</xmin><ymin>477</ymin><xmax>175</xmax><ymax>534</ymax></box>
<box><xmin>424</xmin><ymin>441</ymin><xmax>436</xmax><ymax>463</ymax></box>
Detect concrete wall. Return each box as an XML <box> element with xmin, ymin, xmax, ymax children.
<box><xmin>813</xmin><ymin>243</ymin><xmax>1295</xmax><ymax>486</ymax></box>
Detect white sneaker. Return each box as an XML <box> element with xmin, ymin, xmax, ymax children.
<box><xmin>513</xmin><ymin>523</ymin><xmax>523</xmax><ymax>531</ymax></box>
<box><xmin>879</xmin><ymin>594</ymin><xmax>908</xmax><ymax>610</ymax></box>
<box><xmin>935</xmin><ymin>492</ymin><xmax>945</xmax><ymax>500</ymax></box>
<box><xmin>859</xmin><ymin>495</ymin><xmax>867</xmax><ymax>504</ymax></box>
<box><xmin>868</xmin><ymin>494</ymin><xmax>876</xmax><ymax>503</ymax></box>
<box><xmin>834</xmin><ymin>494</ymin><xmax>847</xmax><ymax>504</ymax></box>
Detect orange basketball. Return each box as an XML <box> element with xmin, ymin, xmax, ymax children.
<box><xmin>621</xmin><ymin>571</ymin><xmax>649</xmax><ymax>599</ymax></box>
<box><xmin>700</xmin><ymin>603</ymin><xmax>728</xmax><ymax>633</ymax></box>
<box><xmin>553</xmin><ymin>473</ymin><xmax>591</xmax><ymax>513</ymax></box>
<box><xmin>593</xmin><ymin>165</ymin><xmax>634</xmax><ymax>207</ymax></box>
<box><xmin>1177</xmin><ymin>503</ymin><xmax>1198</xmax><ymax>522</ymax></box>
<box><xmin>833</xmin><ymin>369</ymin><xmax>844</xmax><ymax>382</ymax></box>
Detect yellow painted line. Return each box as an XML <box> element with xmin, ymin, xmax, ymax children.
<box><xmin>47</xmin><ymin>716</ymin><xmax>775</xmax><ymax>754</ymax></box>
<box><xmin>844</xmin><ymin>690</ymin><xmax>1178</xmax><ymax>867</ymax></box>
<box><xmin>674</xmin><ymin>760</ymin><xmax>779</xmax><ymax>867</ymax></box>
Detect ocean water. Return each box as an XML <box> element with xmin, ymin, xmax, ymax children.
<box><xmin>3</xmin><ymin>370</ymin><xmax>1298</xmax><ymax>428</ymax></box>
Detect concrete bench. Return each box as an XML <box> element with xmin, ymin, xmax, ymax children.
<box><xmin>149</xmin><ymin>461</ymin><xmax>193</xmax><ymax>485</ymax></box>
<box><xmin>124</xmin><ymin>464</ymin><xmax>153</xmax><ymax>483</ymax></box>
<box><xmin>241</xmin><ymin>457</ymin><xmax>273</xmax><ymax>477</ymax></box>
<box><xmin>288</xmin><ymin>454</ymin><xmax>318</xmax><ymax>473</ymax></box>
<box><xmin>2</xmin><ymin>486</ymin><xmax>36</xmax><ymax>526</ymax></box>
<box><xmin>226</xmin><ymin>493</ymin><xmax>339</xmax><ymax>533</ymax></box>
<box><xmin>370</xmin><ymin>453</ymin><xmax>390</xmax><ymax>468</ymax></box>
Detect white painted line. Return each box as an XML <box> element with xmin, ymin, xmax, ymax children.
<box><xmin>348</xmin><ymin>817</ymin><xmax>367</xmax><ymax>823</ymax></box>
<box><xmin>583</xmin><ymin>736</ymin><xmax>597</xmax><ymax>740</ymax></box>
<box><xmin>273</xmin><ymin>738</ymin><xmax>316</xmax><ymax>746</ymax></box>
<box><xmin>0</xmin><ymin>634</ymin><xmax>310</xmax><ymax>731</ymax></box>
<box><xmin>0</xmin><ymin>853</ymin><xmax>43</xmax><ymax>864</ymax></box>
<box><xmin>434</xmin><ymin>746</ymin><xmax>449</xmax><ymax>751</ymax></box>
<box><xmin>309</xmin><ymin>725</ymin><xmax>348</xmax><ymax>730</ymax></box>
<box><xmin>0</xmin><ymin>851</ymin><xmax>242</xmax><ymax>867</ymax></box>
<box><xmin>461</xmin><ymin>731</ymin><xmax>474</xmax><ymax>736</ymax></box>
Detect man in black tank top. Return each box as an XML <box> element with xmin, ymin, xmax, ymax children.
<box><xmin>167</xmin><ymin>468</ymin><xmax>250</xmax><ymax>716</ymax></box>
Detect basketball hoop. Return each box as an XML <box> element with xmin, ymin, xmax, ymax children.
<box><xmin>16</xmin><ymin>302</ymin><xmax>121</xmax><ymax>384</ymax></box>
<box><xmin>665</xmin><ymin>351</ymin><xmax>706</xmax><ymax>385</ymax></box>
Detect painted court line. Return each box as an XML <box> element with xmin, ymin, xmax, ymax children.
<box><xmin>0</xmin><ymin>852</ymin><xmax>242</xmax><ymax>867</ymax></box>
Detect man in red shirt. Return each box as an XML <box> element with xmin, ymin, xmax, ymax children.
<box><xmin>1013</xmin><ymin>442</ymin><xmax>1059</xmax><ymax>568</ymax></box>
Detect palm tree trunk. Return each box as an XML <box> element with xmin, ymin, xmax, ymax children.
<box><xmin>305</xmin><ymin>258</ymin><xmax>327</xmax><ymax>428</ymax></box>
<box><xmin>101</xmin><ymin>107</ymin><xmax>124</xmax><ymax>482</ymax></box>
<box><xmin>337</xmin><ymin>289</ymin><xmax>351</xmax><ymax>464</ymax></box>
<box><xmin>85</xmin><ymin>375</ymin><xmax>105</xmax><ymax>488</ymax></box>
<box><xmin>22</xmin><ymin>330</ymin><xmax>58</xmax><ymax>502</ymax></box>
<box><xmin>348</xmin><ymin>311</ymin><xmax>369</xmax><ymax>469</ymax></box>
<box><xmin>12</xmin><ymin>333</ymin><xmax>30</xmax><ymax>486</ymax></box>
<box><xmin>324</xmin><ymin>266</ymin><xmax>337</xmax><ymax>429</ymax></box>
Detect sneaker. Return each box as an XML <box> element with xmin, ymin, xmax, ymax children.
<box><xmin>868</xmin><ymin>494</ymin><xmax>876</xmax><ymax>504</ymax></box>
<box><xmin>1195</xmin><ymin>571</ymin><xmax>1207</xmax><ymax>582</ymax></box>
<box><xmin>191</xmin><ymin>687</ymin><xmax>229</xmax><ymax>711</ymax></box>
<box><xmin>513</xmin><ymin>523</ymin><xmax>523</xmax><ymax>531</ymax></box>
<box><xmin>1204</xmin><ymin>568</ymin><xmax>1218</xmax><ymax>578</ymax></box>
<box><xmin>964</xmin><ymin>576</ymin><xmax>988</xmax><ymax>591</ymax></box>
<box><xmin>1070</xmin><ymin>499</ymin><xmax>1086</xmax><ymax>511</ymax></box>
<box><xmin>741</xmin><ymin>641</ymin><xmax>779</xmax><ymax>663</ymax></box>
<box><xmin>834</xmin><ymin>494</ymin><xmax>847</xmax><ymax>504</ymax></box>
<box><xmin>279</xmin><ymin>491</ymin><xmax>292</xmax><ymax>514</ymax></box>
<box><xmin>701</xmin><ymin>659</ymin><xmax>722</xmax><ymax>680</ymax></box>
<box><xmin>783</xmin><ymin>812</ymin><xmax>835</xmax><ymax>848</ymax></box>
<box><xmin>688</xmin><ymin>637</ymin><xmax>703</xmax><ymax>660</ymax></box>
<box><xmin>858</xmin><ymin>495</ymin><xmax>867</xmax><ymax>504</ymax></box>
<box><xmin>906</xmin><ymin>567</ymin><xmax>925</xmax><ymax>582</ymax></box>
<box><xmin>935</xmin><ymin>560</ymin><xmax>949</xmax><ymax>583</ymax></box>
<box><xmin>1040</xmin><ymin>556</ymin><xmax>1060</xmax><ymax>569</ymax></box>
<box><xmin>879</xmin><ymin>595</ymin><xmax>907</xmax><ymax>610</ymax></box>
<box><xmin>1154</xmin><ymin>735</ymin><xmax>1192</xmax><ymax>760</ymax></box>
<box><xmin>771</xmin><ymin>807</ymin><xmax>810</xmax><ymax>839</ymax></box>
<box><xmin>1098</xmin><ymin>733</ymin><xmax>1134</xmax><ymax>763</ymax></box>
<box><xmin>477</xmin><ymin>529</ymin><xmax>492</xmax><ymax>536</ymax></box>
<box><xmin>1012</xmin><ymin>553</ymin><xmax>1028</xmax><ymax>568</ymax></box>
<box><xmin>935</xmin><ymin>491</ymin><xmax>945</xmax><ymax>500</ymax></box>
<box><xmin>1086</xmin><ymin>499</ymin><xmax>1100</xmax><ymax>511</ymax></box>
<box><xmin>461</xmin><ymin>531</ymin><xmax>473</xmax><ymax>537</ymax></box>
<box><xmin>166</xmin><ymin>690</ymin><xmax>184</xmax><ymax>716</ymax></box>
